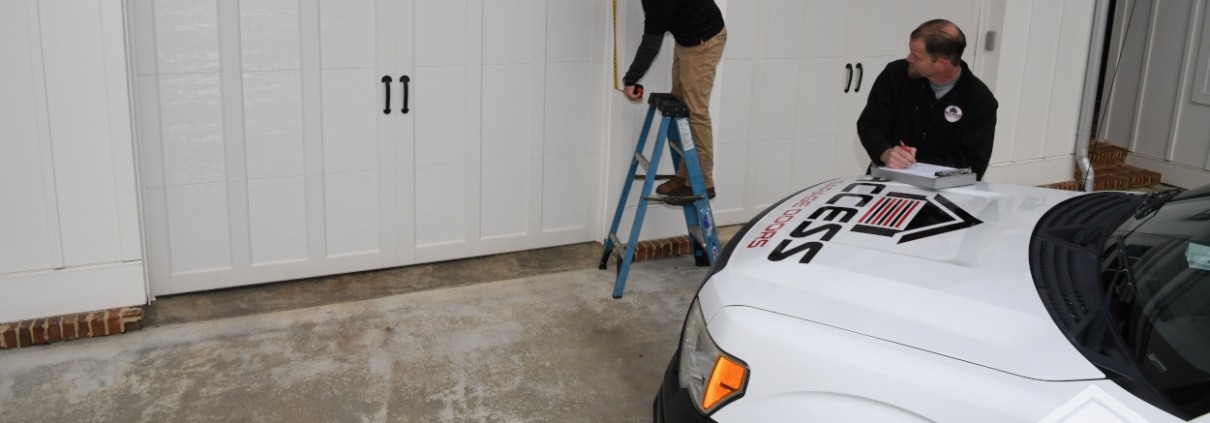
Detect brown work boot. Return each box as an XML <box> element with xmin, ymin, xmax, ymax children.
<box><xmin>663</xmin><ymin>184</ymin><xmax>715</xmax><ymax>205</ymax></box>
<box><xmin>668</xmin><ymin>184</ymin><xmax>715</xmax><ymax>199</ymax></box>
<box><xmin>655</xmin><ymin>177</ymin><xmax>686</xmax><ymax>195</ymax></box>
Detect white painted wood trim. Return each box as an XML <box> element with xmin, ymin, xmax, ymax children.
<box><xmin>1190</xmin><ymin>0</ymin><xmax>1210</xmax><ymax>106</ymax></box>
<box><xmin>103</xmin><ymin>1</ymin><xmax>143</xmax><ymax>263</ymax></box>
<box><xmin>0</xmin><ymin>262</ymin><xmax>145</xmax><ymax>323</ymax></box>
<box><xmin>217</xmin><ymin>0</ymin><xmax>252</xmax><ymax>271</ymax></box>
<box><xmin>983</xmin><ymin>155</ymin><xmax>1078</xmax><ymax>187</ymax></box>
<box><xmin>24</xmin><ymin>0</ymin><xmax>66</xmax><ymax>271</ymax></box>
<box><xmin>1127</xmin><ymin>152</ymin><xmax>1210</xmax><ymax>189</ymax></box>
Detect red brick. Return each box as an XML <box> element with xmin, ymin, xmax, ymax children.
<box><xmin>122</xmin><ymin>319</ymin><xmax>144</xmax><ymax>332</ymax></box>
<box><xmin>0</xmin><ymin>323</ymin><xmax>15</xmax><ymax>349</ymax></box>
<box><xmin>47</xmin><ymin>317</ymin><xmax>62</xmax><ymax>343</ymax></box>
<box><xmin>89</xmin><ymin>311</ymin><xmax>106</xmax><ymax>337</ymax></box>
<box><xmin>75</xmin><ymin>313</ymin><xmax>89</xmax><ymax>337</ymax></box>
<box><xmin>30</xmin><ymin>319</ymin><xmax>48</xmax><ymax>345</ymax></box>
<box><xmin>106</xmin><ymin>309</ymin><xmax>121</xmax><ymax>335</ymax></box>
<box><xmin>63</xmin><ymin>316</ymin><xmax>79</xmax><ymax>341</ymax></box>
<box><xmin>120</xmin><ymin>308</ymin><xmax>143</xmax><ymax>319</ymax></box>
<box><xmin>76</xmin><ymin>313</ymin><xmax>90</xmax><ymax>337</ymax></box>
<box><xmin>17</xmin><ymin>321</ymin><xmax>33</xmax><ymax>347</ymax></box>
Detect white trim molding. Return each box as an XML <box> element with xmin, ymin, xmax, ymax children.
<box><xmin>984</xmin><ymin>155</ymin><xmax>1078</xmax><ymax>187</ymax></box>
<box><xmin>1127</xmin><ymin>152</ymin><xmax>1210</xmax><ymax>189</ymax></box>
<box><xmin>0</xmin><ymin>262</ymin><xmax>146</xmax><ymax>323</ymax></box>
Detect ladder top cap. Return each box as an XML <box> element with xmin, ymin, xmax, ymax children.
<box><xmin>647</xmin><ymin>93</ymin><xmax>690</xmax><ymax>117</ymax></box>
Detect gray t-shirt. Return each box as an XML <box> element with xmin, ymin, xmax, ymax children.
<box><xmin>930</xmin><ymin>68</ymin><xmax>962</xmax><ymax>99</ymax></box>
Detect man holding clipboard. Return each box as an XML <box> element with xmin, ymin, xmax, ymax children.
<box><xmin>857</xmin><ymin>19</ymin><xmax>998</xmax><ymax>180</ymax></box>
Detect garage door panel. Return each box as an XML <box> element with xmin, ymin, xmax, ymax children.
<box><xmin>154</xmin><ymin>0</ymin><xmax>220</xmax><ymax>74</ymax></box>
<box><xmin>167</xmin><ymin>183</ymin><xmax>232</xmax><ymax>274</ymax></box>
<box><xmin>322</xmin><ymin>69</ymin><xmax>379</xmax><ymax>174</ymax></box>
<box><xmin>243</xmin><ymin>71</ymin><xmax>305</xmax><ymax>180</ymax></box>
<box><xmin>160</xmin><ymin>74</ymin><xmax>226</xmax><ymax>186</ymax></box>
<box><xmin>416</xmin><ymin>164</ymin><xmax>467</xmax><ymax>247</ymax></box>
<box><xmin>415</xmin><ymin>66</ymin><xmax>467</xmax><ymax>167</ymax></box>
<box><xmin>325</xmin><ymin>171</ymin><xmax>381</xmax><ymax>257</ymax></box>
<box><xmin>482</xmin><ymin>159</ymin><xmax>530</xmax><ymax>239</ymax></box>
<box><xmin>249</xmin><ymin>177</ymin><xmax>308</xmax><ymax>266</ymax></box>
<box><xmin>543</xmin><ymin>155</ymin><xmax>588</xmax><ymax>232</ymax></box>
<box><xmin>240</xmin><ymin>0</ymin><xmax>301</xmax><ymax>72</ymax></box>
<box><xmin>319</xmin><ymin>0</ymin><xmax>376</xmax><ymax>69</ymax></box>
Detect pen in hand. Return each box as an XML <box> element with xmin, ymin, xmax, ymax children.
<box><xmin>898</xmin><ymin>141</ymin><xmax>917</xmax><ymax>167</ymax></box>
<box><xmin>882</xmin><ymin>140</ymin><xmax>917</xmax><ymax>169</ymax></box>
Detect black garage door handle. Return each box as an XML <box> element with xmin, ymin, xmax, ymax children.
<box><xmin>381</xmin><ymin>75</ymin><xmax>392</xmax><ymax>114</ymax></box>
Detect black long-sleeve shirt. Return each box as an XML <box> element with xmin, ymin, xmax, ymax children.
<box><xmin>622</xmin><ymin>0</ymin><xmax>725</xmax><ymax>86</ymax></box>
<box><xmin>857</xmin><ymin>59</ymin><xmax>998</xmax><ymax>179</ymax></box>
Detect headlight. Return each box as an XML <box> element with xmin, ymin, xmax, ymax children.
<box><xmin>678</xmin><ymin>299</ymin><xmax>749</xmax><ymax>415</ymax></box>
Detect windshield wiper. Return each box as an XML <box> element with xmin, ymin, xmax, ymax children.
<box><xmin>1133</xmin><ymin>189</ymin><xmax>1182</xmax><ymax>219</ymax></box>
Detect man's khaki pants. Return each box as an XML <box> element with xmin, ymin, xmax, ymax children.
<box><xmin>670</xmin><ymin>27</ymin><xmax>726</xmax><ymax>188</ymax></box>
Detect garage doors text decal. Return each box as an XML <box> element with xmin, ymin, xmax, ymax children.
<box><xmin>748</xmin><ymin>178</ymin><xmax>982</xmax><ymax>264</ymax></box>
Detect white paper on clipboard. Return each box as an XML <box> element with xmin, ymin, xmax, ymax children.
<box><xmin>871</xmin><ymin>162</ymin><xmax>976</xmax><ymax>189</ymax></box>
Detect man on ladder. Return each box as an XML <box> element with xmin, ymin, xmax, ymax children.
<box><xmin>601</xmin><ymin>0</ymin><xmax>727</xmax><ymax>298</ymax></box>
<box><xmin>622</xmin><ymin>0</ymin><xmax>726</xmax><ymax>199</ymax></box>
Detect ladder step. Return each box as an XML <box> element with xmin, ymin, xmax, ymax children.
<box><xmin>668</xmin><ymin>141</ymin><xmax>684</xmax><ymax>155</ymax></box>
<box><xmin>642</xmin><ymin>194</ymin><xmax>703</xmax><ymax>204</ymax></box>
<box><xmin>648</xmin><ymin>93</ymin><xmax>690</xmax><ymax>117</ymax></box>
<box><xmin>635</xmin><ymin>152</ymin><xmax>651</xmax><ymax>171</ymax></box>
<box><xmin>634</xmin><ymin>174</ymin><xmax>674</xmax><ymax>181</ymax></box>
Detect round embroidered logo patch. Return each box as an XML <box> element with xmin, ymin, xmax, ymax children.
<box><xmin>944</xmin><ymin>105</ymin><xmax>963</xmax><ymax>123</ymax></box>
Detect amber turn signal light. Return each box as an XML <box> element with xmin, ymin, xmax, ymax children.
<box><xmin>702</xmin><ymin>355</ymin><xmax>747</xmax><ymax>411</ymax></box>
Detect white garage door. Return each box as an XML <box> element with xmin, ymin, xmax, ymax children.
<box><xmin>132</xmin><ymin>0</ymin><xmax>603</xmax><ymax>295</ymax></box>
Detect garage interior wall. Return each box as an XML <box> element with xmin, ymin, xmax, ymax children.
<box><xmin>1</xmin><ymin>0</ymin><xmax>1105</xmax><ymax>321</ymax></box>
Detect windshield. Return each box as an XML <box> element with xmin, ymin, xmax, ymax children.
<box><xmin>1104</xmin><ymin>187</ymin><xmax>1210</xmax><ymax>418</ymax></box>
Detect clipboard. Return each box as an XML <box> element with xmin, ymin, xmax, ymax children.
<box><xmin>871</xmin><ymin>162</ymin><xmax>976</xmax><ymax>189</ymax></box>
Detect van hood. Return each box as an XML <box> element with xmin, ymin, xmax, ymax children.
<box><xmin>703</xmin><ymin>176</ymin><xmax>1105</xmax><ymax>381</ymax></box>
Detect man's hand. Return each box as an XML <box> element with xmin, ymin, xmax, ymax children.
<box><xmin>880</xmin><ymin>142</ymin><xmax>917</xmax><ymax>168</ymax></box>
<box><xmin>623</xmin><ymin>85</ymin><xmax>642</xmax><ymax>101</ymax></box>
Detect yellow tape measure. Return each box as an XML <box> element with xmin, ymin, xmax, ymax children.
<box><xmin>612</xmin><ymin>0</ymin><xmax>620</xmax><ymax>91</ymax></box>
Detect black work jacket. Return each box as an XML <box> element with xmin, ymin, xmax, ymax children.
<box><xmin>857</xmin><ymin>59</ymin><xmax>998</xmax><ymax>179</ymax></box>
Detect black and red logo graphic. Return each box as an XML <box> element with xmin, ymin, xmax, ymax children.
<box><xmin>759</xmin><ymin>179</ymin><xmax>984</xmax><ymax>264</ymax></box>
<box><xmin>852</xmin><ymin>192</ymin><xmax>982</xmax><ymax>244</ymax></box>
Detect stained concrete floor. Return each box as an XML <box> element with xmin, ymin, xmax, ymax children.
<box><xmin>0</xmin><ymin>226</ymin><xmax>740</xmax><ymax>423</ymax></box>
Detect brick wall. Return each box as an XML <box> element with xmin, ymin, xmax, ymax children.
<box><xmin>0</xmin><ymin>307</ymin><xmax>143</xmax><ymax>350</ymax></box>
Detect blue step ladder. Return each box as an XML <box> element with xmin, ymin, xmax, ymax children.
<box><xmin>599</xmin><ymin>93</ymin><xmax>721</xmax><ymax>299</ymax></box>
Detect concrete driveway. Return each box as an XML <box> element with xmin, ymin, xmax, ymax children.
<box><xmin>0</xmin><ymin>261</ymin><xmax>706</xmax><ymax>422</ymax></box>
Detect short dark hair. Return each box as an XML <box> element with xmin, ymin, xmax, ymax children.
<box><xmin>910</xmin><ymin>19</ymin><xmax>965</xmax><ymax>65</ymax></box>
